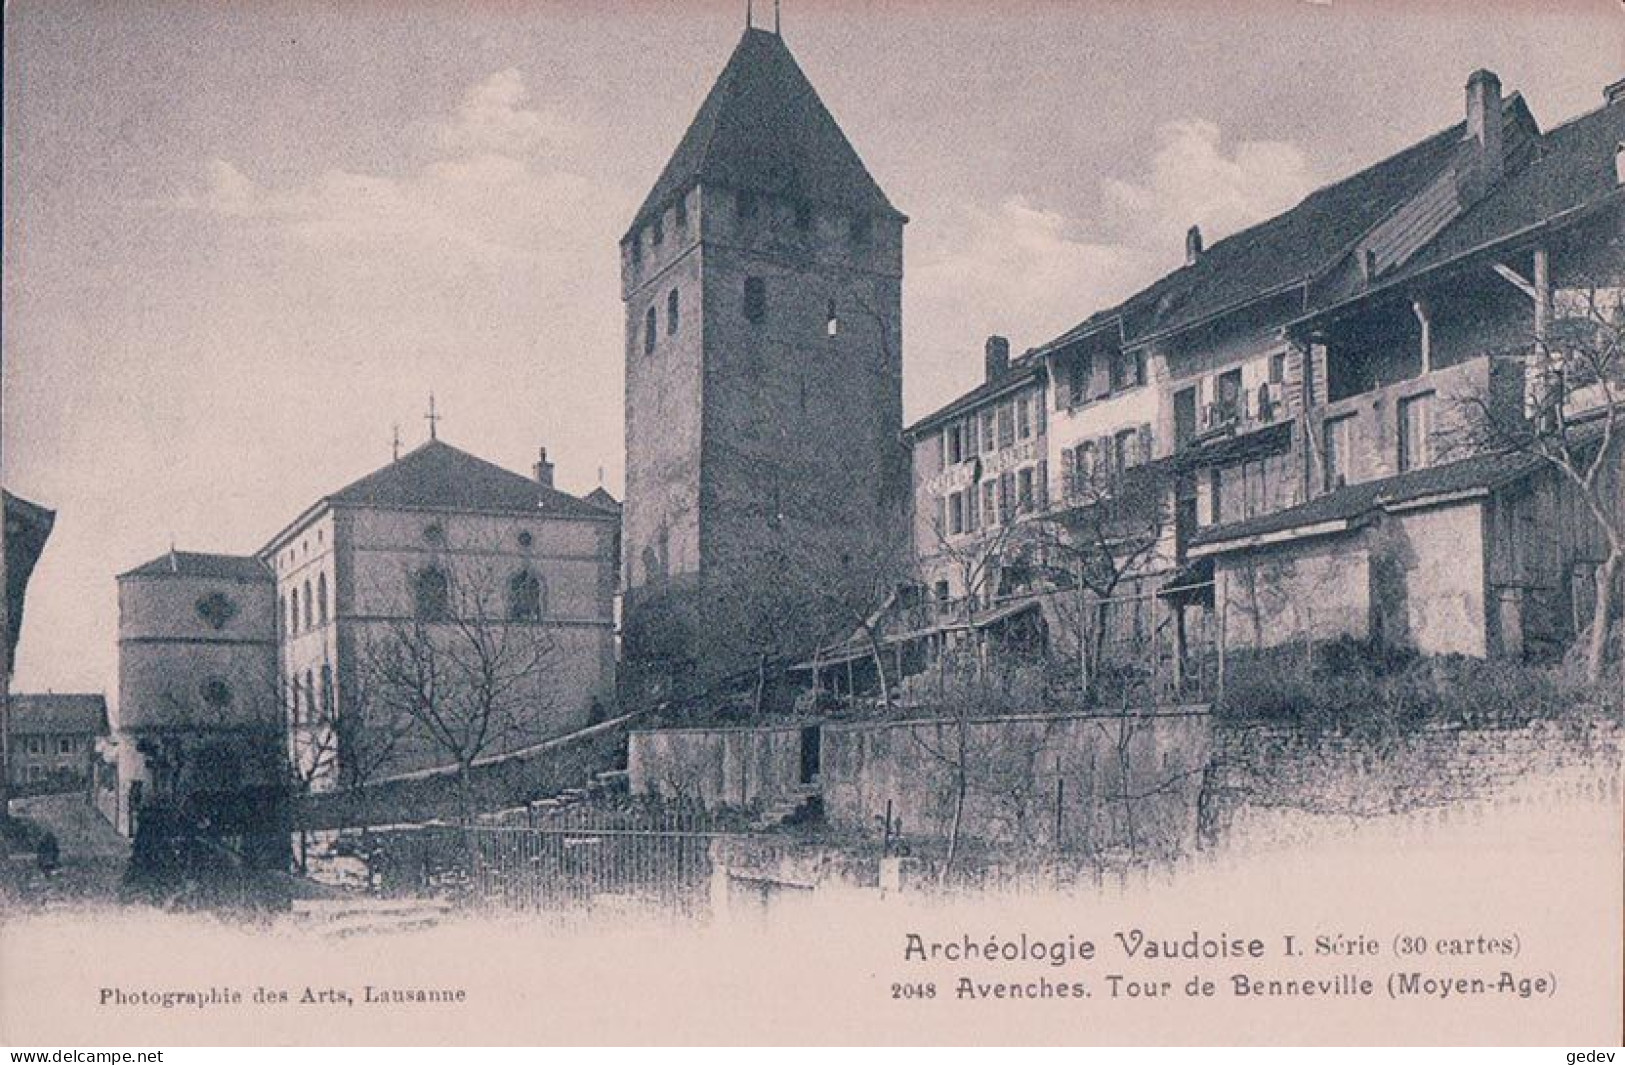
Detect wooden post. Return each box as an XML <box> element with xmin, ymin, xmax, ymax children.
<box><xmin>1054</xmin><ymin>776</ymin><xmax>1065</xmax><ymax>850</ymax></box>
<box><xmin>1215</xmin><ymin>570</ymin><xmax>1228</xmax><ymax>707</ymax></box>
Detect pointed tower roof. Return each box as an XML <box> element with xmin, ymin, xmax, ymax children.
<box><xmin>626</xmin><ymin>27</ymin><xmax>904</xmax><ymax>239</ymax></box>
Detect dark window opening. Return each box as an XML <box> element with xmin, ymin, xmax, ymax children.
<box><xmin>1323</xmin><ymin>415</ymin><xmax>1353</xmax><ymax>491</ymax></box>
<box><xmin>1398</xmin><ymin>391</ymin><xmax>1434</xmax><ymax>473</ymax></box>
<box><xmin>509</xmin><ymin>570</ymin><xmax>543</xmax><ymax>621</ymax></box>
<box><xmin>650</xmin><ymin>218</ymin><xmax>663</xmax><ymax>246</ymax></box>
<box><xmin>413</xmin><ymin>567</ymin><xmax>450</xmax><ymax>621</ymax></box>
<box><xmin>201</xmin><ymin>679</ymin><xmax>233</xmax><ymax>710</ymax></box>
<box><xmin>674</xmin><ymin>196</ymin><xmax>688</xmax><ymax>229</ymax></box>
<box><xmin>744</xmin><ymin>277</ymin><xmax>767</xmax><ymax>323</ymax></box>
<box><xmin>1174</xmin><ymin>387</ymin><xmax>1198</xmax><ymax>446</ymax></box>
<box><xmin>644</xmin><ymin>305</ymin><xmax>657</xmax><ymax>355</ymax></box>
<box><xmin>1111</xmin><ymin>348</ymin><xmax>1145</xmax><ymax>390</ymax></box>
<box><xmin>667</xmin><ymin>288</ymin><xmax>680</xmax><ymax>336</ymax></box>
<box><xmin>317</xmin><ymin>573</ymin><xmax>328</xmax><ymax>625</ymax></box>
<box><xmin>1326</xmin><ymin>305</ymin><xmax>1423</xmax><ymax>402</ymax></box>
<box><xmin>1212</xmin><ymin>368</ymin><xmax>1243</xmax><ymax>426</ymax></box>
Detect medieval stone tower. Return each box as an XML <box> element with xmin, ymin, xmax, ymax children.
<box><xmin>620</xmin><ymin>25</ymin><xmax>907</xmax><ymax>692</ymax></box>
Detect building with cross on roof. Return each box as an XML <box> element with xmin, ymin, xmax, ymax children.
<box><xmin>619</xmin><ymin>22</ymin><xmax>909</xmax><ymax>698</ymax></box>
<box><xmin>114</xmin><ymin>436</ymin><xmax>620</xmax><ymax>837</ymax></box>
<box><xmin>259</xmin><ymin>437</ymin><xmax>620</xmax><ymax>790</ymax></box>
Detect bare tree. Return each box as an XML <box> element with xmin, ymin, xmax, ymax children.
<box><xmin>363</xmin><ymin>558</ymin><xmax>561</xmax><ymax>834</ymax></box>
<box><xmin>795</xmin><ymin>503</ymin><xmax>914</xmax><ymax>710</ymax></box>
<box><xmin>1458</xmin><ymin>278</ymin><xmax>1624</xmax><ymax>695</ymax></box>
<box><xmin>915</xmin><ymin>504</ymin><xmax>1033</xmax><ymax>881</ymax></box>
<box><xmin>283</xmin><ymin>647</ymin><xmax>415</xmax><ymax>874</ymax></box>
<box><xmin>1020</xmin><ymin>455</ymin><xmax>1174</xmax><ymax>701</ymax></box>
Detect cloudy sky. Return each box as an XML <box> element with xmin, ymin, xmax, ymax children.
<box><xmin>5</xmin><ymin>0</ymin><xmax>1622</xmax><ymax>697</ymax></box>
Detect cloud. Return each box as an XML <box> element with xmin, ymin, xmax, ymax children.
<box><xmin>904</xmin><ymin>120</ymin><xmax>1317</xmax><ymax>416</ymax></box>
<box><xmin>183</xmin><ymin>69</ymin><xmax>618</xmax><ymax>280</ymax></box>
<box><xmin>1101</xmin><ymin>119</ymin><xmax>1315</xmax><ymax>252</ymax></box>
<box><xmin>426</xmin><ymin>67</ymin><xmax>578</xmax><ymax>159</ymax></box>
<box><xmin>912</xmin><ymin>195</ymin><xmax>1133</xmax><ymax>345</ymax></box>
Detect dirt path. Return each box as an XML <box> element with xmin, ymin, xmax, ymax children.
<box><xmin>3</xmin><ymin>792</ymin><xmax>130</xmax><ymax>907</ymax></box>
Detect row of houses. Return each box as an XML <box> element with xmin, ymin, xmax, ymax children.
<box><xmin>882</xmin><ymin>69</ymin><xmax>1623</xmax><ymax>695</ymax></box>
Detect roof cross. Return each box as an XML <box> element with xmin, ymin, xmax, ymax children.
<box><xmin>425</xmin><ymin>394</ymin><xmax>441</xmax><ymax>441</ymax></box>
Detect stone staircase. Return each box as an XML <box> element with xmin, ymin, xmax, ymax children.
<box><xmin>481</xmin><ymin>766</ymin><xmax>632</xmax><ymax>826</ymax></box>
<box><xmin>749</xmin><ymin>785</ymin><xmax>823</xmax><ymax>832</ymax></box>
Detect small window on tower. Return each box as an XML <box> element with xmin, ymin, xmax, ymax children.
<box><xmin>667</xmin><ymin>288</ymin><xmax>680</xmax><ymax>336</ymax></box>
<box><xmin>644</xmin><ymin>306</ymin><xmax>657</xmax><ymax>355</ymax></box>
<box><xmin>744</xmin><ymin>277</ymin><xmax>767</xmax><ymax>323</ymax></box>
<box><xmin>826</xmin><ymin>299</ymin><xmax>839</xmax><ymax>338</ymax></box>
<box><xmin>674</xmin><ymin>195</ymin><xmax>688</xmax><ymax>229</ymax></box>
<box><xmin>651</xmin><ymin>217</ymin><xmax>664</xmax><ymax>247</ymax></box>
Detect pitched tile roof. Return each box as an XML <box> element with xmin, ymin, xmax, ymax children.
<box><xmin>583</xmin><ymin>486</ymin><xmax>622</xmax><ymax>513</ymax></box>
<box><xmin>1190</xmin><ymin>446</ymin><xmax>1550</xmax><ymax>550</ymax></box>
<box><xmin>119</xmin><ymin>550</ymin><xmax>272</xmax><ymax>581</ymax></box>
<box><xmin>8</xmin><ymin>693</ymin><xmax>108</xmax><ymax>736</ymax></box>
<box><xmin>906</xmin><ymin>353</ymin><xmax>1046</xmax><ymax>437</ymax></box>
<box><xmin>325</xmin><ymin>439</ymin><xmax>613</xmax><ymax>522</ymax></box>
<box><xmin>1396</xmin><ymin>91</ymin><xmax>1625</xmax><ymax>276</ymax></box>
<box><xmin>1032</xmin><ymin>99</ymin><xmax>1532</xmax><ymax>360</ymax></box>
<box><xmin>626</xmin><ymin>27</ymin><xmax>903</xmax><ymax>239</ymax></box>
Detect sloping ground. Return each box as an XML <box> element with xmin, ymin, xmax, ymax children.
<box><xmin>297</xmin><ymin>711</ymin><xmax>647</xmax><ymax>832</ymax></box>
<box><xmin>1</xmin><ymin>792</ymin><xmax>129</xmax><ymax>908</ymax></box>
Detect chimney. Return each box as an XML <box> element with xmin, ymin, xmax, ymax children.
<box><xmin>1185</xmin><ymin>225</ymin><xmax>1204</xmax><ymax>265</ymax></box>
<box><xmin>1465</xmin><ymin>69</ymin><xmax>1504</xmax><ymax>192</ymax></box>
<box><xmin>984</xmin><ymin>335</ymin><xmax>1010</xmax><ymax>382</ymax></box>
<box><xmin>533</xmin><ymin>447</ymin><xmax>555</xmax><ymax>489</ymax></box>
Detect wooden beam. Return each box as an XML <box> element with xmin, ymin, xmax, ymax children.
<box><xmin>1533</xmin><ymin>247</ymin><xmax>1550</xmax><ymax>341</ymax></box>
<box><xmin>1491</xmin><ymin>261</ymin><xmax>1538</xmax><ymax>300</ymax></box>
